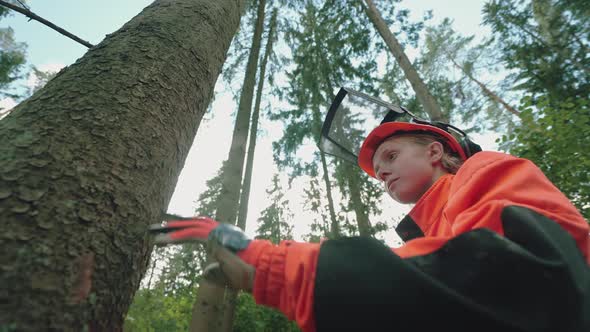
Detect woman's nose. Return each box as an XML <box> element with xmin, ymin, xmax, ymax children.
<box><xmin>377</xmin><ymin>169</ymin><xmax>390</xmax><ymax>182</ymax></box>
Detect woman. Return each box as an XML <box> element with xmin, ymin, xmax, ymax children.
<box><xmin>151</xmin><ymin>95</ymin><xmax>590</xmax><ymax>332</ymax></box>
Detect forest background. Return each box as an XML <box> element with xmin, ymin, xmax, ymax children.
<box><xmin>1</xmin><ymin>0</ymin><xmax>588</xmax><ymax>331</ymax></box>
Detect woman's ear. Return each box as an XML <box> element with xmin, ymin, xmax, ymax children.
<box><xmin>427</xmin><ymin>141</ymin><xmax>444</xmax><ymax>163</ymax></box>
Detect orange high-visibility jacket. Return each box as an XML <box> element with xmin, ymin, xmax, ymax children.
<box><xmin>238</xmin><ymin>151</ymin><xmax>590</xmax><ymax>332</ymax></box>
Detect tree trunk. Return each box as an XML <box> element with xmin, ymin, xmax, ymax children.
<box><xmin>220</xmin><ymin>5</ymin><xmax>274</xmax><ymax>332</ymax></box>
<box><xmin>218</xmin><ymin>0</ymin><xmax>267</xmax><ymax>328</ymax></box>
<box><xmin>345</xmin><ymin>165</ymin><xmax>372</xmax><ymax>236</ymax></box>
<box><xmin>190</xmin><ymin>0</ymin><xmax>266</xmax><ymax>331</ymax></box>
<box><xmin>320</xmin><ymin>150</ymin><xmax>341</xmax><ymax>238</ymax></box>
<box><xmin>215</xmin><ymin>0</ymin><xmax>266</xmax><ymax>226</ymax></box>
<box><xmin>363</xmin><ymin>0</ymin><xmax>446</xmax><ymax>122</ymax></box>
<box><xmin>448</xmin><ymin>57</ymin><xmax>521</xmax><ymax>117</ymax></box>
<box><xmin>0</xmin><ymin>0</ymin><xmax>243</xmax><ymax>330</ymax></box>
<box><xmin>311</xmin><ymin>105</ymin><xmax>340</xmax><ymax>239</ymax></box>
<box><xmin>305</xmin><ymin>48</ymin><xmax>340</xmax><ymax>239</ymax></box>
<box><xmin>237</xmin><ymin>8</ymin><xmax>278</xmax><ymax>231</ymax></box>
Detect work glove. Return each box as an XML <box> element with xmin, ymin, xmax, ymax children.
<box><xmin>148</xmin><ymin>214</ymin><xmax>255</xmax><ymax>291</ymax></box>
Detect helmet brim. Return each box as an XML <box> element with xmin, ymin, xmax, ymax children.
<box><xmin>358</xmin><ymin>122</ymin><xmax>468</xmax><ymax>178</ymax></box>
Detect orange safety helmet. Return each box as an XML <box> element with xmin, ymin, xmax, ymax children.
<box><xmin>319</xmin><ymin>87</ymin><xmax>481</xmax><ymax>178</ymax></box>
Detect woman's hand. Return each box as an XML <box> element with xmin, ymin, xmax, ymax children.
<box><xmin>148</xmin><ymin>215</ymin><xmax>255</xmax><ymax>291</ymax></box>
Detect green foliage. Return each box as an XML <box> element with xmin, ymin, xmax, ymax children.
<box><xmin>0</xmin><ymin>4</ymin><xmax>27</xmax><ymax>98</ymax></box>
<box><xmin>486</xmin><ymin>0</ymin><xmax>589</xmax><ymax>219</ymax></box>
<box><xmin>0</xmin><ymin>29</ymin><xmax>25</xmax><ymax>89</ymax></box>
<box><xmin>417</xmin><ymin>18</ymin><xmax>518</xmax><ymax>132</ymax></box>
<box><xmin>194</xmin><ymin>160</ymin><xmax>228</xmax><ymax>217</ymax></box>
<box><xmin>301</xmin><ymin>173</ymin><xmax>334</xmax><ymax>240</ymax></box>
<box><xmin>270</xmin><ymin>0</ymin><xmax>435</xmax><ymax>239</ymax></box>
<box><xmin>233</xmin><ymin>293</ymin><xmax>300</xmax><ymax>332</ymax></box>
<box><xmin>483</xmin><ymin>0</ymin><xmax>589</xmax><ymax>100</ymax></box>
<box><xmin>256</xmin><ymin>174</ymin><xmax>294</xmax><ymax>243</ymax></box>
<box><xmin>25</xmin><ymin>66</ymin><xmax>58</xmax><ymax>97</ymax></box>
<box><xmin>501</xmin><ymin>96</ymin><xmax>590</xmax><ymax>219</ymax></box>
<box><xmin>124</xmin><ymin>285</ymin><xmax>194</xmax><ymax>332</ymax></box>
<box><xmin>334</xmin><ymin>162</ymin><xmax>382</xmax><ymax>226</ymax></box>
<box><xmin>156</xmin><ymin>244</ymin><xmax>206</xmax><ymax>296</ymax></box>
<box><xmin>272</xmin><ymin>0</ymin><xmax>386</xmax><ymax>174</ymax></box>
<box><xmin>127</xmin><ymin>278</ymin><xmax>301</xmax><ymax>332</ymax></box>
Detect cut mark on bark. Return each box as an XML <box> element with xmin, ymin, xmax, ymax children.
<box><xmin>69</xmin><ymin>252</ymin><xmax>95</xmax><ymax>304</ymax></box>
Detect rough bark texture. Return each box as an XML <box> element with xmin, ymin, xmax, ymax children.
<box><xmin>363</xmin><ymin>0</ymin><xmax>446</xmax><ymax>122</ymax></box>
<box><xmin>0</xmin><ymin>0</ymin><xmax>243</xmax><ymax>330</ymax></box>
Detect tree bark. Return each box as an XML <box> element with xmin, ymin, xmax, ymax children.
<box><xmin>0</xmin><ymin>0</ymin><xmax>244</xmax><ymax>331</ymax></box>
<box><xmin>363</xmin><ymin>0</ymin><xmax>446</xmax><ymax>122</ymax></box>
<box><xmin>190</xmin><ymin>0</ymin><xmax>266</xmax><ymax>331</ymax></box>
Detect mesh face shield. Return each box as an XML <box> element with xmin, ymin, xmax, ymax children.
<box><xmin>319</xmin><ymin>88</ymin><xmax>413</xmax><ymax>164</ymax></box>
<box><xmin>319</xmin><ymin>87</ymin><xmax>481</xmax><ymax>168</ymax></box>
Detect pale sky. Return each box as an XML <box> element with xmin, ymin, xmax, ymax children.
<box><xmin>1</xmin><ymin>0</ymin><xmax>498</xmax><ymax>244</ymax></box>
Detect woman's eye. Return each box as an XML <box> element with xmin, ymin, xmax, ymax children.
<box><xmin>389</xmin><ymin>153</ymin><xmax>397</xmax><ymax>160</ymax></box>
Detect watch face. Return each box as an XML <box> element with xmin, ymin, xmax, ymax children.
<box><xmin>320</xmin><ymin>87</ymin><xmax>408</xmax><ymax>164</ymax></box>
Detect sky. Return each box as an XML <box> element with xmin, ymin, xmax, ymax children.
<box><xmin>1</xmin><ymin>0</ymin><xmax>498</xmax><ymax>244</ymax></box>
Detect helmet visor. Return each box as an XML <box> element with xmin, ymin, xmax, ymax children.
<box><xmin>319</xmin><ymin>87</ymin><xmax>415</xmax><ymax>164</ymax></box>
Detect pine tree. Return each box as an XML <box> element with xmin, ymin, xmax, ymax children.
<box><xmin>273</xmin><ymin>0</ymin><xmax>427</xmax><ymax>238</ymax></box>
<box><xmin>192</xmin><ymin>0</ymin><xmax>268</xmax><ymax>330</ymax></box>
<box><xmin>419</xmin><ymin>18</ymin><xmax>520</xmax><ymax>133</ymax></box>
<box><xmin>237</xmin><ymin>8</ymin><xmax>279</xmax><ymax>230</ymax></box>
<box><xmin>483</xmin><ymin>0</ymin><xmax>589</xmax><ymax>101</ymax></box>
<box><xmin>302</xmin><ymin>174</ymin><xmax>333</xmax><ymax>242</ymax></box>
<box><xmin>362</xmin><ymin>0</ymin><xmax>445</xmax><ymax>121</ymax></box>
<box><xmin>195</xmin><ymin>161</ymin><xmax>228</xmax><ymax>218</ymax></box>
<box><xmin>256</xmin><ymin>174</ymin><xmax>294</xmax><ymax>244</ymax></box>
<box><xmin>0</xmin><ymin>1</ymin><xmax>27</xmax><ymax>98</ymax></box>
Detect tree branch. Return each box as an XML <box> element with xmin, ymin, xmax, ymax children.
<box><xmin>448</xmin><ymin>55</ymin><xmax>521</xmax><ymax>117</ymax></box>
<box><xmin>0</xmin><ymin>0</ymin><xmax>93</xmax><ymax>48</ymax></box>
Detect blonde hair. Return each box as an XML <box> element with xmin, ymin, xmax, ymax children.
<box><xmin>389</xmin><ymin>131</ymin><xmax>464</xmax><ymax>174</ymax></box>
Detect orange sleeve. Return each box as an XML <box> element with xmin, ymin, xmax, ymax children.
<box><xmin>446</xmin><ymin>152</ymin><xmax>589</xmax><ymax>262</ymax></box>
<box><xmin>394</xmin><ymin>152</ymin><xmax>589</xmax><ymax>262</ymax></box>
<box><xmin>238</xmin><ymin>240</ymin><xmax>320</xmax><ymax>332</ymax></box>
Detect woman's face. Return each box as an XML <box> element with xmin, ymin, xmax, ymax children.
<box><xmin>372</xmin><ymin>136</ymin><xmax>443</xmax><ymax>204</ymax></box>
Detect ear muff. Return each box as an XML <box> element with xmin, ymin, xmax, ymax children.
<box><xmin>428</xmin><ymin>121</ymin><xmax>482</xmax><ymax>160</ymax></box>
<box><xmin>461</xmin><ymin>138</ymin><xmax>482</xmax><ymax>158</ymax></box>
